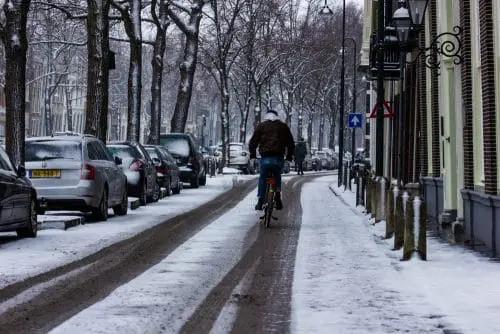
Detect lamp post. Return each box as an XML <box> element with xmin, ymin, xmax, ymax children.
<box><xmin>344</xmin><ymin>37</ymin><xmax>358</xmax><ymax>167</ymax></box>
<box><xmin>320</xmin><ymin>0</ymin><xmax>345</xmax><ymax>187</ymax></box>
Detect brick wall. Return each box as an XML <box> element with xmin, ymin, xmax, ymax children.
<box><xmin>479</xmin><ymin>0</ymin><xmax>498</xmax><ymax>195</ymax></box>
<box><xmin>429</xmin><ymin>0</ymin><xmax>441</xmax><ymax>177</ymax></box>
<box><xmin>460</xmin><ymin>0</ymin><xmax>474</xmax><ymax>190</ymax></box>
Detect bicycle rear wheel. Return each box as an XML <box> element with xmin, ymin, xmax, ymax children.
<box><xmin>264</xmin><ymin>190</ymin><xmax>274</xmax><ymax>228</ymax></box>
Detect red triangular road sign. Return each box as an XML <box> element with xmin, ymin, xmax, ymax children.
<box><xmin>369</xmin><ymin>100</ymin><xmax>394</xmax><ymax>118</ymax></box>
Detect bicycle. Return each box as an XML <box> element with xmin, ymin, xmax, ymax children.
<box><xmin>260</xmin><ymin>171</ymin><xmax>278</xmax><ymax>228</ymax></box>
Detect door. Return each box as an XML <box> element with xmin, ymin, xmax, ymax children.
<box><xmin>0</xmin><ymin>169</ymin><xmax>14</xmax><ymax>226</ymax></box>
<box><xmin>98</xmin><ymin>141</ymin><xmax>122</xmax><ymax>206</ymax></box>
<box><xmin>0</xmin><ymin>149</ymin><xmax>19</xmax><ymax>225</ymax></box>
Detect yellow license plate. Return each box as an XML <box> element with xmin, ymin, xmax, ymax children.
<box><xmin>30</xmin><ymin>169</ymin><xmax>61</xmax><ymax>178</ymax></box>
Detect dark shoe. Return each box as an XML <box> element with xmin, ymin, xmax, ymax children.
<box><xmin>275</xmin><ymin>192</ymin><xmax>283</xmax><ymax>210</ymax></box>
<box><xmin>255</xmin><ymin>197</ymin><xmax>264</xmax><ymax>210</ymax></box>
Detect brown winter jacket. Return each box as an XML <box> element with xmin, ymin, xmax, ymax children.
<box><xmin>249</xmin><ymin>120</ymin><xmax>295</xmax><ymax>160</ymax></box>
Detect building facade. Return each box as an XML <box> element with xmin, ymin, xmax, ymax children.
<box><xmin>361</xmin><ymin>0</ymin><xmax>500</xmax><ymax>255</ymax></box>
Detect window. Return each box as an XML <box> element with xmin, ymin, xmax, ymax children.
<box><xmin>0</xmin><ymin>147</ymin><xmax>15</xmax><ymax>172</ymax></box>
<box><xmin>87</xmin><ymin>142</ymin><xmax>100</xmax><ymax>161</ymax></box>
<box><xmin>25</xmin><ymin>140</ymin><xmax>82</xmax><ymax>162</ymax></box>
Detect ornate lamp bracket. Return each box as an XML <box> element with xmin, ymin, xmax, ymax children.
<box><xmin>406</xmin><ymin>25</ymin><xmax>463</xmax><ymax>73</ymax></box>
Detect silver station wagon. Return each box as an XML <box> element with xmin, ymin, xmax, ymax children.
<box><xmin>25</xmin><ymin>134</ymin><xmax>128</xmax><ymax>221</ymax></box>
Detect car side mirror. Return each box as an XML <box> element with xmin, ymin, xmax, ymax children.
<box><xmin>17</xmin><ymin>165</ymin><xmax>26</xmax><ymax>177</ymax></box>
<box><xmin>152</xmin><ymin>157</ymin><xmax>161</xmax><ymax>166</ymax></box>
<box><xmin>114</xmin><ymin>156</ymin><xmax>122</xmax><ymax>165</ymax></box>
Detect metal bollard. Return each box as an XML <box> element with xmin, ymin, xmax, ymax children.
<box><xmin>393</xmin><ymin>191</ymin><xmax>405</xmax><ymax>250</ymax></box>
<box><xmin>402</xmin><ymin>193</ymin><xmax>414</xmax><ymax>260</ymax></box>
<box><xmin>417</xmin><ymin>198</ymin><xmax>427</xmax><ymax>260</ymax></box>
<box><xmin>370</xmin><ymin>176</ymin><xmax>378</xmax><ymax>218</ymax></box>
<box><xmin>384</xmin><ymin>183</ymin><xmax>395</xmax><ymax>239</ymax></box>
<box><xmin>355</xmin><ymin>170</ymin><xmax>360</xmax><ymax>206</ymax></box>
<box><xmin>375</xmin><ymin>177</ymin><xmax>387</xmax><ymax>224</ymax></box>
<box><xmin>365</xmin><ymin>176</ymin><xmax>372</xmax><ymax>214</ymax></box>
<box><xmin>360</xmin><ymin>172</ymin><xmax>366</xmax><ymax>206</ymax></box>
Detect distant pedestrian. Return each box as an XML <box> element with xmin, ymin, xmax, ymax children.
<box><xmin>295</xmin><ymin>137</ymin><xmax>307</xmax><ymax>175</ymax></box>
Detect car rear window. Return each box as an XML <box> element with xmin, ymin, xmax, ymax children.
<box><xmin>160</xmin><ymin>137</ymin><xmax>190</xmax><ymax>157</ymax></box>
<box><xmin>25</xmin><ymin>141</ymin><xmax>82</xmax><ymax>161</ymax></box>
<box><xmin>145</xmin><ymin>148</ymin><xmax>159</xmax><ymax>160</ymax></box>
<box><xmin>107</xmin><ymin>145</ymin><xmax>142</xmax><ymax>160</ymax></box>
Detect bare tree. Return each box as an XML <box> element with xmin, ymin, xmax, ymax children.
<box><xmin>85</xmin><ymin>0</ymin><xmax>111</xmax><ymax>142</ymax></box>
<box><xmin>201</xmin><ymin>0</ymin><xmax>243</xmax><ymax>170</ymax></box>
<box><xmin>166</xmin><ymin>0</ymin><xmax>208</xmax><ymax>133</ymax></box>
<box><xmin>0</xmin><ymin>0</ymin><xmax>31</xmax><ymax>166</ymax></box>
<box><xmin>111</xmin><ymin>0</ymin><xmax>143</xmax><ymax>142</ymax></box>
<box><xmin>147</xmin><ymin>0</ymin><xmax>169</xmax><ymax>144</ymax></box>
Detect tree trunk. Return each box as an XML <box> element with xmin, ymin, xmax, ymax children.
<box><xmin>64</xmin><ymin>83</ymin><xmax>73</xmax><ymax>132</ymax></box>
<box><xmin>85</xmin><ymin>0</ymin><xmax>110</xmax><ymax>142</ymax></box>
<box><xmin>219</xmin><ymin>73</ymin><xmax>231</xmax><ymax>171</ymax></box>
<box><xmin>3</xmin><ymin>0</ymin><xmax>30</xmax><ymax>167</ymax></box>
<box><xmin>253</xmin><ymin>85</ymin><xmax>262</xmax><ymax>130</ymax></box>
<box><xmin>170</xmin><ymin>35</ymin><xmax>199</xmax><ymax>133</ymax></box>
<box><xmin>147</xmin><ymin>0</ymin><xmax>168</xmax><ymax>145</ymax></box>
<box><xmin>307</xmin><ymin>114</ymin><xmax>313</xmax><ymax>150</ymax></box>
<box><xmin>318</xmin><ymin>111</ymin><xmax>325</xmax><ymax>149</ymax></box>
<box><xmin>43</xmin><ymin>87</ymin><xmax>52</xmax><ymax>135</ymax></box>
<box><xmin>122</xmin><ymin>0</ymin><xmax>142</xmax><ymax>142</ymax></box>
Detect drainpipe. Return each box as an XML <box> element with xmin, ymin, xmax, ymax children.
<box><xmin>432</xmin><ymin>177</ymin><xmax>438</xmax><ymax>222</ymax></box>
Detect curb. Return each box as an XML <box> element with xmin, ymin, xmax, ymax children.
<box><xmin>129</xmin><ymin>198</ymin><xmax>141</xmax><ymax>210</ymax></box>
<box><xmin>328</xmin><ymin>184</ymin><xmax>365</xmax><ymax>217</ymax></box>
<box><xmin>38</xmin><ymin>217</ymin><xmax>84</xmax><ymax>231</ymax></box>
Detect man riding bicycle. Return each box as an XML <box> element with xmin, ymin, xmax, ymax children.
<box><xmin>249</xmin><ymin>109</ymin><xmax>295</xmax><ymax>211</ymax></box>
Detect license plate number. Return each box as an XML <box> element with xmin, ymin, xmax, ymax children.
<box><xmin>30</xmin><ymin>169</ymin><xmax>61</xmax><ymax>178</ymax></box>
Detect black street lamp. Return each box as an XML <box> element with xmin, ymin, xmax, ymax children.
<box><xmin>393</xmin><ymin>0</ymin><xmax>463</xmax><ymax>72</ymax></box>
<box><xmin>320</xmin><ymin>0</ymin><xmax>346</xmax><ymax>187</ymax></box>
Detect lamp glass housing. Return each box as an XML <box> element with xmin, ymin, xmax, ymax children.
<box><xmin>407</xmin><ymin>0</ymin><xmax>429</xmax><ymax>27</ymax></box>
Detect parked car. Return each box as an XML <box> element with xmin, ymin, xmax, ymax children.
<box><xmin>160</xmin><ymin>133</ymin><xmax>206</xmax><ymax>188</ymax></box>
<box><xmin>227</xmin><ymin>142</ymin><xmax>253</xmax><ymax>174</ymax></box>
<box><xmin>107</xmin><ymin>141</ymin><xmax>159</xmax><ymax>205</ymax></box>
<box><xmin>313</xmin><ymin>151</ymin><xmax>334</xmax><ymax>170</ymax></box>
<box><xmin>144</xmin><ymin>145</ymin><xmax>182</xmax><ymax>196</ymax></box>
<box><xmin>0</xmin><ymin>146</ymin><xmax>38</xmax><ymax>237</ymax></box>
<box><xmin>25</xmin><ymin>135</ymin><xmax>128</xmax><ymax>221</ymax></box>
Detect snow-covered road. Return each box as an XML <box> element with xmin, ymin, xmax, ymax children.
<box><xmin>3</xmin><ymin>174</ymin><xmax>500</xmax><ymax>333</ymax></box>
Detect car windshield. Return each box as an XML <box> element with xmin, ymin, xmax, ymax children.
<box><xmin>25</xmin><ymin>140</ymin><xmax>81</xmax><ymax>161</ymax></box>
<box><xmin>229</xmin><ymin>144</ymin><xmax>243</xmax><ymax>150</ymax></box>
<box><xmin>107</xmin><ymin>145</ymin><xmax>142</xmax><ymax>159</ymax></box>
<box><xmin>160</xmin><ymin>137</ymin><xmax>190</xmax><ymax>157</ymax></box>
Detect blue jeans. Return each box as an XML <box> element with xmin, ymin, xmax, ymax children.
<box><xmin>258</xmin><ymin>157</ymin><xmax>283</xmax><ymax>198</ymax></box>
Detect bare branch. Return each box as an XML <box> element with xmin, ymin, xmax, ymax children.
<box><xmin>29</xmin><ymin>40</ymin><xmax>87</xmax><ymax>46</ymax></box>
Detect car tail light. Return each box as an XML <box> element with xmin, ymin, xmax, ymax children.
<box><xmin>130</xmin><ymin>160</ymin><xmax>144</xmax><ymax>171</ymax></box>
<box><xmin>81</xmin><ymin>164</ymin><xmax>96</xmax><ymax>180</ymax></box>
<box><xmin>156</xmin><ymin>166</ymin><xmax>168</xmax><ymax>174</ymax></box>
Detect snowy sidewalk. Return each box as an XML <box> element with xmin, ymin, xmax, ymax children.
<box><xmin>295</xmin><ymin>180</ymin><xmax>500</xmax><ymax>334</ymax></box>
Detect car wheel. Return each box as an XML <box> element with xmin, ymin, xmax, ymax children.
<box><xmin>165</xmin><ymin>179</ymin><xmax>172</xmax><ymax>197</ymax></box>
<box><xmin>199</xmin><ymin>172</ymin><xmax>206</xmax><ymax>186</ymax></box>
<box><xmin>172</xmin><ymin>179</ymin><xmax>181</xmax><ymax>194</ymax></box>
<box><xmin>139</xmin><ymin>181</ymin><xmax>147</xmax><ymax>206</ymax></box>
<box><xmin>147</xmin><ymin>182</ymin><xmax>160</xmax><ymax>203</ymax></box>
<box><xmin>113</xmin><ymin>187</ymin><xmax>128</xmax><ymax>216</ymax></box>
<box><xmin>191</xmin><ymin>174</ymin><xmax>200</xmax><ymax>188</ymax></box>
<box><xmin>92</xmin><ymin>189</ymin><xmax>108</xmax><ymax>221</ymax></box>
<box><xmin>17</xmin><ymin>197</ymin><xmax>37</xmax><ymax>238</ymax></box>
